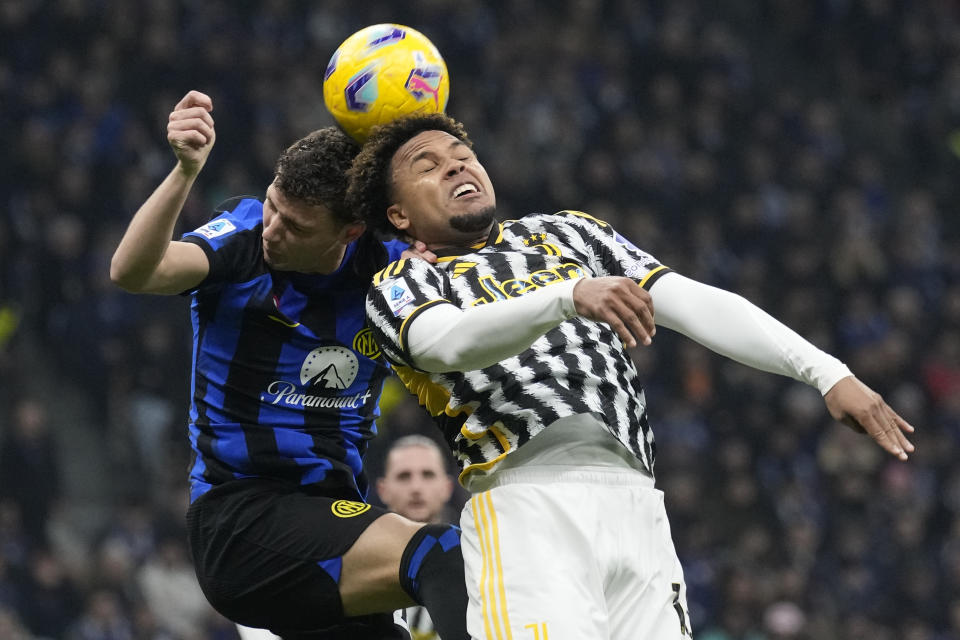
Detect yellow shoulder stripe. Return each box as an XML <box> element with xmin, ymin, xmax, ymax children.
<box><xmin>372</xmin><ymin>259</ymin><xmax>408</xmax><ymax>285</ymax></box>
<box><xmin>563</xmin><ymin>210</ymin><xmax>608</xmax><ymax>227</ymax></box>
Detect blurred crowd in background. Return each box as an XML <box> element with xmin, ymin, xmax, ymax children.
<box><xmin>2</xmin><ymin>0</ymin><xmax>959</xmax><ymax>638</ymax></box>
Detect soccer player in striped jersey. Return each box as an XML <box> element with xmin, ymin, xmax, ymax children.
<box><xmin>110</xmin><ymin>92</ymin><xmax>468</xmax><ymax>640</ymax></box>
<box><xmin>348</xmin><ymin>113</ymin><xmax>916</xmax><ymax>639</ymax></box>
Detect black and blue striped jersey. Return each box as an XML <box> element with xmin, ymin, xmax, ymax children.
<box><xmin>181</xmin><ymin>197</ymin><xmax>407</xmax><ymax>503</ymax></box>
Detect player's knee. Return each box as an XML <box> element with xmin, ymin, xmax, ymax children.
<box><xmin>398</xmin><ymin>523</ymin><xmax>463</xmax><ymax>603</ymax></box>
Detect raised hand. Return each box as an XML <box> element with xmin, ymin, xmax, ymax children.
<box><xmin>167</xmin><ymin>90</ymin><xmax>216</xmax><ymax>176</ymax></box>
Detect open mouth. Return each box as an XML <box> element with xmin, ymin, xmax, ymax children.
<box><xmin>452</xmin><ymin>182</ymin><xmax>479</xmax><ymax>199</ymax></box>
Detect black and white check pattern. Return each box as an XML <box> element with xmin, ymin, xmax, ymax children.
<box><xmin>366</xmin><ymin>211</ymin><xmax>670</xmax><ymax>480</ymax></box>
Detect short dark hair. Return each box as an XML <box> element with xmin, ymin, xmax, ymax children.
<box><xmin>273</xmin><ymin>127</ymin><xmax>360</xmax><ymax>226</ymax></box>
<box><xmin>346</xmin><ymin>113</ymin><xmax>473</xmax><ymax>236</ymax></box>
<box><xmin>383</xmin><ymin>435</ymin><xmax>450</xmax><ymax>477</ymax></box>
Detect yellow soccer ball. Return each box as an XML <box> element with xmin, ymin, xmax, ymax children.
<box><xmin>323</xmin><ymin>24</ymin><xmax>450</xmax><ymax>143</ymax></box>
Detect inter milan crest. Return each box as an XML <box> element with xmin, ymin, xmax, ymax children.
<box><xmin>331</xmin><ymin>500</ymin><xmax>372</xmax><ymax>518</ymax></box>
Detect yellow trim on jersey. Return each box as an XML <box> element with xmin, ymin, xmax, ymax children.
<box><xmin>472</xmin><ymin>493</ymin><xmax>514</xmax><ymax>640</ymax></box>
<box><xmin>451</xmin><ymin>261</ymin><xmax>479</xmax><ymax>278</ymax></box>
<box><xmin>389</xmin><ymin>259</ymin><xmax>407</xmax><ymax>278</ymax></box>
<box><xmin>459</xmin><ymin>451</ymin><xmax>510</xmax><ymax>485</ymax></box>
<box><xmin>533</xmin><ymin>243</ymin><xmax>562</xmax><ymax>256</ymax></box>
<box><xmin>459</xmin><ymin>421</ymin><xmax>511</xmax><ymax>444</ymax></box>
<box><xmin>638</xmin><ymin>265</ymin><xmax>669</xmax><ymax>288</ymax></box>
<box><xmin>372</xmin><ymin>259</ymin><xmax>408</xmax><ymax>285</ymax></box>
<box><xmin>562</xmin><ymin>210</ymin><xmax>608</xmax><ymax>227</ymax></box>
<box><xmin>393</xmin><ymin>366</ymin><xmax>472</xmax><ymax>419</ymax></box>
<box><xmin>268</xmin><ymin>315</ymin><xmax>301</xmax><ymax>328</ymax></box>
<box><xmin>397</xmin><ymin>299</ymin><xmax>452</xmax><ymax>353</ymax></box>
<box><xmin>458</xmin><ymin>423</ymin><xmax>513</xmax><ymax>483</ymax></box>
<box><xmin>460</xmin><ymin>425</ymin><xmax>487</xmax><ymax>441</ymax></box>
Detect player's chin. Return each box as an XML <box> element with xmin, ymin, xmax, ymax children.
<box><xmin>405</xmin><ymin>506</ymin><xmax>430</xmax><ymax>521</ymax></box>
<box><xmin>449</xmin><ymin>205</ymin><xmax>496</xmax><ymax>233</ymax></box>
<box><xmin>263</xmin><ymin>247</ymin><xmax>281</xmax><ymax>267</ymax></box>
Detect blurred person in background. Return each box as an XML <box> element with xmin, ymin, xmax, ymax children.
<box><xmin>377</xmin><ymin>435</ymin><xmax>456</xmax><ymax>640</ymax></box>
<box><xmin>0</xmin><ymin>398</ymin><xmax>62</xmax><ymax>547</ymax></box>
<box><xmin>109</xmin><ymin>91</ymin><xmax>467</xmax><ymax>639</ymax></box>
<box><xmin>135</xmin><ymin>535</ymin><xmax>210</xmax><ymax>639</ymax></box>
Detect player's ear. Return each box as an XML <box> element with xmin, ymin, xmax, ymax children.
<box><xmin>340</xmin><ymin>221</ymin><xmax>366</xmax><ymax>244</ymax></box>
<box><xmin>387</xmin><ymin>204</ymin><xmax>410</xmax><ymax>231</ymax></box>
<box><xmin>442</xmin><ymin>474</ymin><xmax>454</xmax><ymax>501</ymax></box>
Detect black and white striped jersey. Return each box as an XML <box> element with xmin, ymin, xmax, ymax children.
<box><xmin>365</xmin><ymin>210</ymin><xmax>671</xmax><ymax>483</ymax></box>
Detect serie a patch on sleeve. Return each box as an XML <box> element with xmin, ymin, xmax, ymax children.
<box><xmin>193</xmin><ymin>219</ymin><xmax>237</xmax><ymax>239</ymax></box>
<box><xmin>388</xmin><ymin>278</ymin><xmax>417</xmax><ymax>316</ymax></box>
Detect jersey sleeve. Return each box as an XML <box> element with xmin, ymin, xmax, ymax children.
<box><xmin>552</xmin><ymin>210</ymin><xmax>672</xmax><ymax>290</ymax></box>
<box><xmin>180</xmin><ymin>198</ymin><xmax>265</xmax><ymax>287</ymax></box>
<box><xmin>365</xmin><ymin>258</ymin><xmax>453</xmax><ymax>368</ymax></box>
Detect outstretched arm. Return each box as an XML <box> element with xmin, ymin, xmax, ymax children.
<box><xmin>110</xmin><ymin>90</ymin><xmax>215</xmax><ymax>294</ymax></box>
<box><xmin>406</xmin><ymin>275</ymin><xmax>656</xmax><ymax>372</ymax></box>
<box><xmin>650</xmin><ymin>272</ymin><xmax>915</xmax><ymax>459</ymax></box>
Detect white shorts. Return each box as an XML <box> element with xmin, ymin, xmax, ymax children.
<box><xmin>460</xmin><ymin>442</ymin><xmax>691</xmax><ymax>639</ymax></box>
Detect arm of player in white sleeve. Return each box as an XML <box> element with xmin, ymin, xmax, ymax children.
<box><xmin>649</xmin><ymin>272</ymin><xmax>852</xmax><ymax>395</ymax></box>
<box><xmin>406</xmin><ymin>277</ymin><xmax>582</xmax><ymax>372</ymax></box>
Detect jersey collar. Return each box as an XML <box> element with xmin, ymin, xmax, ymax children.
<box><xmin>432</xmin><ymin>222</ymin><xmax>504</xmax><ymax>261</ymax></box>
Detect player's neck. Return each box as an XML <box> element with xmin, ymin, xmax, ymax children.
<box><xmin>308</xmin><ymin>243</ymin><xmax>348</xmax><ymax>274</ymax></box>
<box><xmin>427</xmin><ymin>238</ymin><xmax>482</xmax><ymax>251</ymax></box>
<box><xmin>424</xmin><ymin>226</ymin><xmax>494</xmax><ymax>252</ymax></box>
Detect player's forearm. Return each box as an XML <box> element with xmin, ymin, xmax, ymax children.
<box><xmin>406</xmin><ymin>278</ymin><xmax>581</xmax><ymax>372</ymax></box>
<box><xmin>650</xmin><ymin>273</ymin><xmax>851</xmax><ymax>394</ymax></box>
<box><xmin>110</xmin><ymin>164</ymin><xmax>198</xmax><ymax>291</ymax></box>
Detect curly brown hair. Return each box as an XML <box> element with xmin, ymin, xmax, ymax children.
<box><xmin>346</xmin><ymin>113</ymin><xmax>473</xmax><ymax>237</ymax></box>
<box><xmin>273</xmin><ymin>127</ymin><xmax>360</xmax><ymax>226</ymax></box>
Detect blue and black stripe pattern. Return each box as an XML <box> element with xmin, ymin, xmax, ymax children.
<box><xmin>181</xmin><ymin>198</ymin><xmax>406</xmax><ymax>502</ymax></box>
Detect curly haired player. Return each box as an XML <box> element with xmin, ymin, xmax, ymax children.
<box><xmin>349</xmin><ymin>113</ymin><xmax>915</xmax><ymax>639</ymax></box>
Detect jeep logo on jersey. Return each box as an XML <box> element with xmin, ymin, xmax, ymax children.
<box><xmin>470</xmin><ymin>262</ymin><xmax>586</xmax><ymax>305</ymax></box>
<box><xmin>300</xmin><ymin>345</ymin><xmax>359</xmax><ymax>390</ymax></box>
